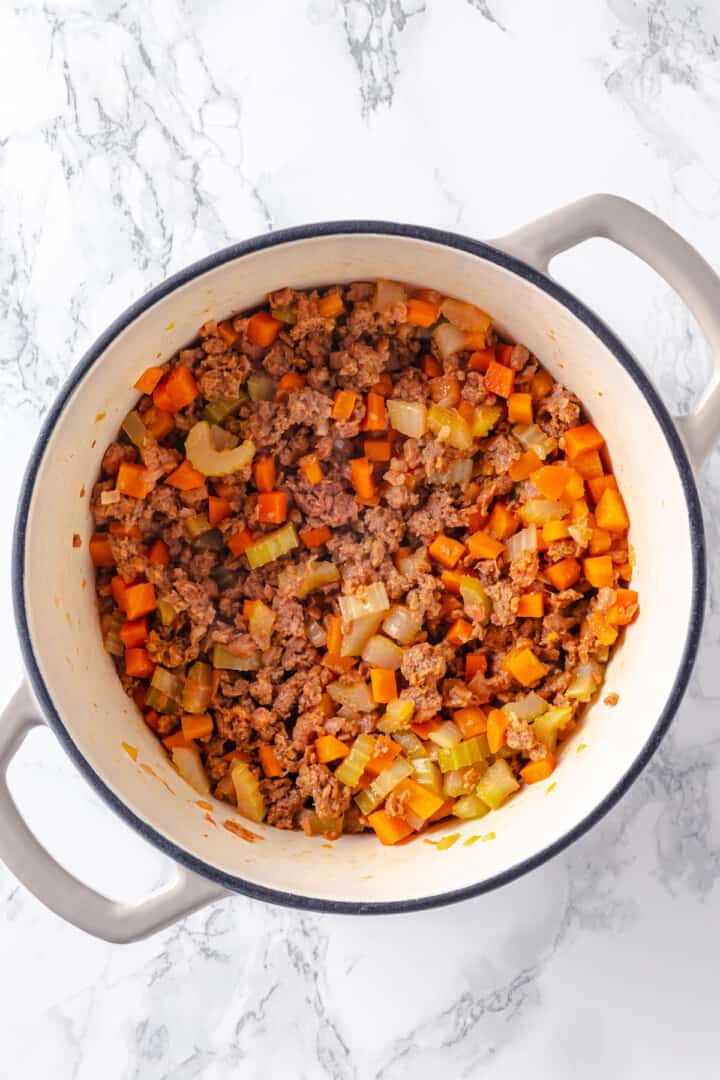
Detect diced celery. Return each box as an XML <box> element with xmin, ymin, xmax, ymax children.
<box><xmin>270</xmin><ymin>306</ymin><xmax>297</xmax><ymax>325</ymax></box>
<box><xmin>327</xmin><ymin>678</ymin><xmax>375</xmax><ymax>713</ymax></box>
<box><xmin>202</xmin><ymin>396</ymin><xmax>246</xmax><ymax>425</ymax></box>
<box><xmin>299</xmin><ymin>810</ymin><xmax>343</xmax><ymax>836</ymax></box>
<box><xmin>472</xmin><ymin>404</ymin><xmax>503</xmax><ymax>438</ymax></box>
<box><xmin>427</xmin><ymin>404</ymin><xmax>473</xmax><ymax>451</ymax></box>
<box><xmin>443</xmin><ymin>766</ymin><xmax>483</xmax><ymax>797</ymax></box>
<box><xmin>103</xmin><ymin>614</ymin><xmax>124</xmax><ymax>657</ymax></box>
<box><xmin>411</xmin><ymin>758</ymin><xmax>443</xmax><ymax>795</ymax></box>
<box><xmin>566</xmin><ymin>661</ymin><xmax>602</xmax><ymax>702</ymax></box>
<box><xmin>335</xmin><ymin>733</ymin><xmax>375</xmax><ymax>786</ymax></box>
<box><xmin>186</xmin><ymin>512</ymin><xmax>212</xmax><ymax>537</ymax></box>
<box><xmin>185</xmin><ymin>421</ymin><xmax>255</xmax><ymax>477</ymax></box>
<box><xmin>245</xmin><ymin>522</ymin><xmax>299</xmax><ymax>569</ymax></box>
<box><xmin>391</xmin><ymin>730</ymin><xmax>426</xmax><ymax>759</ymax></box>
<box><xmin>144</xmin><ymin>686</ymin><xmax>180</xmax><ymax>714</ymax></box>
<box><xmin>338</xmin><ymin>583</ymin><xmax>390</xmax><ymax>623</ymax></box>
<box><xmin>501</xmin><ymin>692</ymin><xmax>549</xmax><ymax>723</ymax></box>
<box><xmin>453</xmin><ymin>794</ymin><xmax>490</xmax><ymax>820</ymax></box>
<box><xmin>296</xmin><ymin>561</ymin><xmax>340</xmax><ymax>599</ymax></box>
<box><xmin>354</xmin><ymin>758</ymin><xmax>413</xmax><ymax>814</ymax></box>
<box><xmin>378</xmin><ymin>697</ymin><xmax>415</xmax><ymax>733</ymax></box>
<box><xmin>459</xmin><ymin>576</ymin><xmax>491</xmax><ymax>621</ymax></box>
<box><xmin>428</xmin><ymin>721</ymin><xmax>462</xmax><ymax>749</ymax></box>
<box><xmin>476</xmin><ymin>759</ymin><xmax>519</xmax><ymax>810</ymax></box>
<box><xmin>122</xmin><ymin>409</ymin><xmax>152</xmax><ymax>449</ymax></box>
<box><xmin>172</xmin><ymin>746</ymin><xmax>210</xmax><ymax>795</ymax></box>
<box><xmin>182</xmin><ymin>661</ymin><xmax>213</xmax><ymax>714</ymax></box>
<box><xmin>382</xmin><ymin>605</ymin><xmax>422</xmax><ymax>645</ymax></box>
<box><xmin>533</xmin><ymin>705</ymin><xmax>574</xmax><ymax>752</ymax></box>
<box><xmin>156</xmin><ymin>598</ymin><xmax>177</xmax><ymax>626</ymax></box>
<box><xmin>438</xmin><ymin>735</ymin><xmax>489</xmax><ymax>773</ymax></box>
<box><xmin>247</xmin><ymin>371</ymin><xmax>275</xmax><ymax>401</ymax></box>
<box><xmin>386</xmin><ymin>399</ymin><xmax>428</xmax><ymax>438</ymax></box>
<box><xmin>193</xmin><ymin>528</ymin><xmax>224</xmax><ymax>551</ymax></box>
<box><xmin>249</xmin><ymin>600</ymin><xmax>276</xmax><ymax>649</ymax></box>
<box><xmin>340</xmin><ymin>611</ymin><xmax>385</xmax><ymax>656</ymax></box>
<box><xmin>231</xmin><ymin>761</ymin><xmax>266</xmax><ymax>823</ymax></box>
<box><xmin>150</xmin><ymin>666</ymin><xmax>184</xmax><ymax>701</ymax></box>
<box><xmin>211</xmin><ymin>644</ymin><xmax>261</xmax><ymax>671</ymax></box>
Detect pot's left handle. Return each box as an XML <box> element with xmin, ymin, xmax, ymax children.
<box><xmin>0</xmin><ymin>683</ymin><xmax>228</xmax><ymax>943</ymax></box>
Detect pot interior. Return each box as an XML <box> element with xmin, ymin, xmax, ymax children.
<box><xmin>19</xmin><ymin>230</ymin><xmax>698</xmax><ymax>905</ymax></box>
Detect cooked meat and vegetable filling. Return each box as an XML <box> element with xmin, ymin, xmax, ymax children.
<box><xmin>91</xmin><ymin>281</ymin><xmax>638</xmax><ymax>843</ymax></box>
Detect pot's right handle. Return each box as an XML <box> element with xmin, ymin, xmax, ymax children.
<box><xmin>494</xmin><ymin>193</ymin><xmax>720</xmax><ymax>471</ymax></box>
<box><xmin>0</xmin><ymin>683</ymin><xmax>227</xmax><ymax>943</ymax></box>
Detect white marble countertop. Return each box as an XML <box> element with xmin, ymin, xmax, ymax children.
<box><xmin>1</xmin><ymin>1</ymin><xmax>720</xmax><ymax>1076</ymax></box>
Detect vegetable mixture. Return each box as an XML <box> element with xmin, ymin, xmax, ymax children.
<box><xmin>91</xmin><ymin>280</ymin><xmax>638</xmax><ymax>843</ymax></box>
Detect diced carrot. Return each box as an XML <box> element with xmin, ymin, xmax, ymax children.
<box><xmin>468</xmin><ymin>348</ymin><xmax>495</xmax><ymax>373</ymax></box>
<box><xmin>315</xmin><ymin>734</ymin><xmax>351</xmax><ymax>764</ymax></box>
<box><xmin>148</xmin><ymin>539</ymin><xmax>169</xmax><ymax>566</ymax></box>
<box><xmin>484</xmin><ymin>360</ymin><xmax>515</xmax><ymax>398</ymax></box>
<box><xmin>467</xmin><ymin>530</ymin><xmax>504</xmax><ymax>560</ymax></box>
<box><xmin>368</xmin><ymin>375</ymin><xmax>392</xmax><ymax>400</ymax></box>
<box><xmin>217</xmin><ymin>319</ymin><xmax>240</xmax><ymax>346</ymax></box>
<box><xmin>242</xmin><ymin>599</ymin><xmax>259</xmax><ymax>622</ymax></box>
<box><xmin>413</xmin><ymin>287</ymin><xmax>443</xmax><ymax>305</ymax></box>
<box><xmin>366</xmin><ymin>734</ymin><xmax>402</xmax><ymax>775</ymax></box>
<box><xmin>134</xmin><ymin>365</ymin><xmax>165</xmax><ymax>395</ymax></box>
<box><xmin>89</xmin><ymin>535</ymin><xmax>115</xmax><ymax>567</ymax></box>
<box><xmin>530</xmin><ymin>368</ymin><xmax>554</xmax><ymax>399</ymax></box>
<box><xmin>165</xmin><ymin>460</ymin><xmax>205</xmax><ymax>491</ymax></box>
<box><xmin>618</xmin><ymin>561</ymin><xmax>633</xmax><ymax>581</ymax></box>
<box><xmin>422</xmin><ymin>354</ymin><xmax>443</xmax><ymax>377</ymax></box>
<box><xmin>228</xmin><ymin>527</ymin><xmax>254</xmax><ymax>557</ymax></box>
<box><xmin>487</xmin><ymin>708</ymin><xmax>507</xmax><ymax>754</ymax></box>
<box><xmin>123</xmin><ymin>582</ymin><xmax>156</xmax><ymax>621</ymax></box>
<box><xmin>464</xmin><ymin>652</ymin><xmax>487</xmax><ymax>681</ymax></box>
<box><xmin>257</xmin><ymin>492</ymin><xmax>287</xmax><ymax>524</ymax></box>
<box><xmin>152</xmin><ymin>376</ymin><xmax>176</xmax><ymax>413</ymax></box>
<box><xmin>488</xmin><ymin>502</ymin><xmax>518</xmax><ymax>541</ymax></box>
<box><xmin>595</xmin><ymin>488</ymin><xmax>630</xmax><ymax>532</ymax></box>
<box><xmin>332</xmin><ymin>389</ymin><xmax>358</xmax><ymax>421</ymax></box>
<box><xmin>318</xmin><ymin>293</ymin><xmax>345</xmax><ymax>318</ymax></box>
<box><xmin>507</xmin><ymin>393</ymin><xmax>533</xmax><ymax>425</ymax></box>
<box><xmin>362</xmin><ymin>391</ymin><xmax>386</xmax><ymax>432</ymax></box>
<box><xmin>589</xmin><ymin>527</ymin><xmax>612</xmax><ymax>556</ymax></box>
<box><xmin>325</xmin><ymin>615</ymin><xmax>343</xmax><ymax>656</ymax></box>
<box><xmin>440</xmin><ymin>593</ymin><xmax>462</xmax><ymax>621</ymax></box>
<box><xmin>143</xmin><ymin>405</ymin><xmax>175</xmax><ymax>440</ymax></box>
<box><xmin>300</xmin><ymin>525</ymin><xmax>331</xmax><ymax>548</ymax></box>
<box><xmin>111</xmin><ymin>574</ymin><xmax>129</xmax><ymax>609</ymax></box>
<box><xmin>587</xmin><ymin>612</ymin><xmax>619</xmax><ymax>646</ymax></box>
<box><xmin>532</xmin><ymin>465</ymin><xmax>571</xmax><ymax>501</ymax></box>
<box><xmin>247</xmin><ymin>310</ymin><xmax>282</xmax><ymax>347</ymax></box>
<box><xmin>108</xmin><ymin>521</ymin><xmax>143</xmax><ymax>539</ymax></box>
<box><xmin>275</xmin><ymin>372</ymin><xmax>306</xmax><ymax>398</ymax></box>
<box><xmin>521</xmin><ymin>754</ymin><xmax>556</xmax><ymax>784</ymax></box>
<box><xmin>495</xmin><ymin>344</ymin><xmax>514</xmax><ymax>366</ymax></box>
<box><xmin>162</xmin><ymin>730</ymin><xmax>193</xmax><ymax>751</ymax></box>
<box><xmin>295</xmin><ymin>452</ymin><xmax>322</xmax><ymax>484</ymax></box>
<box><xmin>607</xmin><ymin>588</ymin><xmax>639</xmax><ymax>626</ymax></box>
<box><xmin>258</xmin><ymin>743</ymin><xmax>284</xmax><ymax>778</ymax></box>
<box><xmin>253</xmin><ymin>455</ymin><xmax>276</xmax><ymax>493</ymax></box>
<box><xmin>144</xmin><ymin>709</ymin><xmax>161</xmax><ymax>733</ymax></box>
<box><xmin>542</xmin><ymin>520</ymin><xmax>571</xmax><ymax>543</ymax></box>
<box><xmin>454</xmin><ymin>706</ymin><xmax>487</xmax><ymax>739</ymax></box>
<box><xmin>507</xmin><ymin>449</ymin><xmax>540</xmax><ymax>483</ymax></box>
<box><xmin>564</xmin><ymin>423</ymin><xmax>605</xmax><ymax>460</ymax></box>
<box><xmin>561</xmin><ymin>468</ymin><xmax>585</xmax><ymax>503</ymax></box>
<box><xmin>517</xmin><ymin>592</ymin><xmax>544</xmax><ymax>618</ymax></box>
<box><xmin>583</xmin><ymin>555</ymin><xmax>614</xmax><ymax>588</ymax></box>
<box><xmin>427</xmin><ymin>797</ymin><xmax>456</xmax><ymax>822</ymax></box>
<box><xmin>350</xmin><ymin>457</ymin><xmax>375</xmax><ymax>500</ymax></box>
<box><xmin>368</xmin><ymin>809</ymin><xmax>413</xmax><ymax>845</ymax></box>
<box><xmin>445</xmin><ymin>618</ymin><xmax>474</xmax><ymax>646</ymax></box>
<box><xmin>571</xmin><ymin>498</ymin><xmax>590</xmax><ymax>521</ymax></box>
<box><xmin>124</xmin><ymin>647</ymin><xmax>155</xmax><ymax>679</ymax></box>
<box><xmin>208</xmin><ymin>496</ymin><xmax>231</xmax><ymax>526</ymax></box>
<box><xmin>428</xmin><ymin>533</ymin><xmax>466</xmax><ymax>569</ymax></box>
<box><xmin>120</xmin><ymin>616</ymin><xmax>148</xmax><ymax>648</ymax></box>
<box><xmin>116</xmin><ymin>462</ymin><xmax>151</xmax><ymax>500</ymax></box>
<box><xmin>464</xmin><ymin>330</ymin><xmax>490</xmax><ymax>350</ymax></box>
<box><xmin>503</xmin><ymin>646</ymin><xmax>549</xmax><ymax>687</ymax></box>
<box><xmin>441</xmin><ymin>569</ymin><xmax>464</xmax><ymax>593</ymax></box>
<box><xmin>588</xmin><ymin>474</ymin><xmax>619</xmax><ymax>503</ymax></box>
<box><xmin>165</xmin><ymin>365</ymin><xmax>199</xmax><ymax>411</ymax></box>
<box><xmin>406</xmin><ymin>298</ymin><xmax>439</xmax><ymax>327</ymax></box>
<box><xmin>392</xmin><ymin>778</ymin><xmax>445</xmax><ymax>821</ymax></box>
<box><xmin>545</xmin><ymin>557</ymin><xmax>581</xmax><ymax>591</ymax></box>
<box><xmin>363</xmin><ymin>439</ymin><xmax>391</xmax><ymax>462</ymax></box>
<box><xmin>182</xmin><ymin>713</ymin><xmax>214</xmax><ymax>742</ymax></box>
<box><xmin>466</xmin><ymin>508</ymin><xmax>489</xmax><ymax>533</ymax></box>
<box><xmin>411</xmin><ymin>718</ymin><xmax>441</xmax><ymax>739</ymax></box>
<box><xmin>456</xmin><ymin>401</ymin><xmax>474</xmax><ymax>425</ymax></box>
<box><xmin>572</xmin><ymin>449</ymin><xmax>604</xmax><ymax>480</ymax></box>
<box><xmin>370</xmin><ymin>668</ymin><xmax>397</xmax><ymax>704</ymax></box>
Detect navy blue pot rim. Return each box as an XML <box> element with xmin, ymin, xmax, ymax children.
<box><xmin>12</xmin><ymin>220</ymin><xmax>706</xmax><ymax>916</ymax></box>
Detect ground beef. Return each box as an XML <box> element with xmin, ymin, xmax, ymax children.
<box><xmin>485</xmin><ymin>580</ymin><xmax>519</xmax><ymax>627</ymax></box>
<box><xmin>102</xmin><ymin>441</ymin><xmax>136</xmax><ymax>477</ymax></box>
<box><xmin>296</xmin><ymin>761</ymin><xmax>352</xmax><ymax>819</ymax></box>
<box><xmin>483</xmin><ymin>434</ymin><xmax>522</xmax><ymax>474</ymax></box>
<box><xmin>538</xmin><ymin>387</ymin><xmax>581</xmax><ymax>437</ymax></box>
<box><xmin>509</xmin><ymin>551</ymin><xmax>539</xmax><ymax>590</ymax></box>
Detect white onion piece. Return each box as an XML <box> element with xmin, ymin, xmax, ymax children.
<box><xmin>439</xmin><ymin>297</ymin><xmax>492</xmax><ymax>332</ymax></box>
<box><xmin>373</xmin><ymin>279</ymin><xmax>407</xmax><ymax>313</ymax></box>
<box><xmin>100</xmin><ymin>489</ymin><xmax>121</xmax><ymax>505</ymax></box>
<box><xmin>386</xmin><ymin>399</ymin><xmax>427</xmax><ymax>438</ymax></box>
<box><xmin>382</xmin><ymin>604</ymin><xmax>422</xmax><ymax>645</ymax></box>
<box><xmin>340</xmin><ymin>611</ymin><xmax>385</xmax><ymax>656</ymax></box>
<box><xmin>520</xmin><ymin>499</ymin><xmax>568</xmax><ymax>525</ymax></box>
<box><xmin>505</xmin><ymin>524</ymin><xmax>538</xmax><ymax>563</ymax></box>
<box><xmin>428</xmin><ymin>720</ymin><xmax>462</xmax><ymax>749</ymax></box>
<box><xmin>361</xmin><ymin>634</ymin><xmax>403</xmax><ymax>670</ymax></box>
<box><xmin>338</xmin><ymin>583</ymin><xmax>390</xmax><ymax>623</ymax></box>
<box><xmin>172</xmin><ymin>746</ymin><xmax>210</xmax><ymax>795</ymax></box>
<box><xmin>513</xmin><ymin>423</ymin><xmax>557</xmax><ymax>460</ymax></box>
<box><xmin>501</xmin><ymin>692</ymin><xmax>548</xmax><ymax>722</ymax></box>
<box><xmin>395</xmin><ymin>546</ymin><xmax>429</xmax><ymax>579</ymax></box>
<box><xmin>433</xmin><ymin>322</ymin><xmax>466</xmax><ymax>360</ymax></box>
<box><xmin>327</xmin><ymin>678</ymin><xmax>376</xmax><ymax>712</ymax></box>
<box><xmin>432</xmin><ymin>458</ymin><xmax>473</xmax><ymax>486</ymax></box>
<box><xmin>566</xmin><ymin>661</ymin><xmax>602</xmax><ymax>702</ymax></box>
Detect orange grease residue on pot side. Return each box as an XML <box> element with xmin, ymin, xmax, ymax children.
<box><xmin>196</xmin><ymin>800</ymin><xmax>214</xmax><ymax>811</ymax></box>
<box><xmin>140</xmin><ymin>762</ymin><xmax>175</xmax><ymax>795</ymax></box>
<box><xmin>424</xmin><ymin>833</ymin><xmax>460</xmax><ymax>851</ymax></box>
<box><xmin>122</xmin><ymin>742</ymin><xmax>138</xmax><ymax>762</ymax></box>
<box><xmin>224</xmin><ymin>819</ymin><xmax>263</xmax><ymax>843</ymax></box>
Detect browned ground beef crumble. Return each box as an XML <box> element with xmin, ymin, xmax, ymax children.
<box><xmin>92</xmin><ymin>281</ymin><xmax>637</xmax><ymax>839</ymax></box>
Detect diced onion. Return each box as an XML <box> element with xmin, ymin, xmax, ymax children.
<box><xmin>391</xmin><ymin>730</ymin><xmax>426</xmax><ymax>759</ymax></box>
<box><xmin>395</xmin><ymin>546</ymin><xmax>429</xmax><ymax>579</ymax></box>
<box><xmin>247</xmin><ymin>371</ymin><xmax>275</xmax><ymax>401</ymax></box>
<box><xmin>185</xmin><ymin>421</ymin><xmax>255</xmax><ymax>477</ymax></box>
<box><xmin>304</xmin><ymin>615</ymin><xmax>327</xmax><ymax>648</ymax></box>
<box><xmin>382</xmin><ymin>604</ymin><xmax>421</xmax><ymax>646</ymax></box>
<box><xmin>519</xmin><ymin>499</ymin><xmax>568</xmax><ymax>526</ymax></box>
<box><xmin>172</xmin><ymin>746</ymin><xmax>210</xmax><ymax>795</ymax></box>
<box><xmin>386</xmin><ymin>399</ymin><xmax>428</xmax><ymax>438</ymax></box>
<box><xmin>501</xmin><ymin>691</ymin><xmax>548</xmax><ymax>723</ymax></box>
<box><xmin>431</xmin><ymin>458</ymin><xmax>473</xmax><ymax>486</ymax></box>
<box><xmin>459</xmin><ymin>576</ymin><xmax>491</xmax><ymax>621</ymax></box>
<box><xmin>340</xmin><ymin>611</ymin><xmax>385</xmax><ymax>657</ymax></box>
<box><xmin>122</xmin><ymin>410</ymin><xmax>152</xmax><ymax>449</ymax></box>
<box><xmin>433</xmin><ymin>322</ymin><xmax>466</xmax><ymax>360</ymax></box>
<box><xmin>354</xmin><ymin>757</ymin><xmax>413</xmax><ymax>814</ymax></box>
<box><xmin>566</xmin><ymin>661</ymin><xmax>602</xmax><ymax>702</ymax></box>
<box><xmin>231</xmin><ymin>760</ymin><xmax>266</xmax><ymax>822</ymax></box>
<box><xmin>513</xmin><ymin>424</ymin><xmax>557</xmax><ymax>460</ymax></box>
<box><xmin>427</xmin><ymin>404</ymin><xmax>473</xmax><ymax>451</ymax></box>
<box><xmin>505</xmin><ymin>524</ymin><xmax>538</xmax><ymax>563</ymax></box>
<box><xmin>428</xmin><ymin>720</ymin><xmax>462</xmax><ymax>749</ymax></box>
<box><xmin>182</xmin><ymin>661</ymin><xmax>213</xmax><ymax>714</ymax></box>
<box><xmin>439</xmin><ymin>298</ymin><xmax>492</xmax><ymax>333</ymax></box>
<box><xmin>338</xmin><ymin>582</ymin><xmax>390</xmax><ymax>623</ymax></box>
<box><xmin>327</xmin><ymin>678</ymin><xmax>376</xmax><ymax>713</ymax></box>
<box><xmin>297</xmin><ymin>561</ymin><xmax>340</xmax><ymax>599</ymax></box>
<box><xmin>361</xmin><ymin>634</ymin><xmax>403</xmax><ymax>670</ymax></box>
<box><xmin>472</xmin><ymin>405</ymin><xmax>503</xmax><ymax>438</ymax></box>
<box><xmin>373</xmin><ymin>279</ymin><xmax>407</xmax><ymax>313</ymax></box>
<box><xmin>211</xmin><ymin>643</ymin><xmax>261</xmax><ymax>671</ymax></box>
<box><xmin>249</xmin><ymin>600</ymin><xmax>276</xmax><ymax>649</ymax></box>
<box><xmin>100</xmin><ymin>489</ymin><xmax>121</xmax><ymax>505</ymax></box>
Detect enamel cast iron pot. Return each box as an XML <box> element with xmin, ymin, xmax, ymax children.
<box><xmin>2</xmin><ymin>195</ymin><xmax>719</xmax><ymax>943</ymax></box>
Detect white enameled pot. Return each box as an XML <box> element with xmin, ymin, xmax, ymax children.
<box><xmin>2</xmin><ymin>195</ymin><xmax>719</xmax><ymax>943</ymax></box>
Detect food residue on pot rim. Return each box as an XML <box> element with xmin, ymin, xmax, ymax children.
<box><xmin>122</xmin><ymin>742</ymin><xmax>138</xmax><ymax>761</ymax></box>
<box><xmin>204</xmin><ymin>813</ymin><xmax>218</xmax><ymax>828</ymax></box>
<box><xmin>576</xmin><ymin>743</ymin><xmax>588</xmax><ymax>754</ymax></box>
<box><xmin>224</xmin><ymin>819</ymin><xmax>263</xmax><ymax>843</ymax></box>
<box><xmin>196</xmin><ymin>800</ymin><xmax>213</xmax><ymax>811</ymax></box>
<box><xmin>425</xmin><ymin>833</ymin><xmax>460</xmax><ymax>851</ymax></box>
<box><xmin>141</xmin><ymin>762</ymin><xmax>175</xmax><ymax>795</ymax></box>
<box><xmin>604</xmin><ymin>692</ymin><xmax>619</xmax><ymax>707</ymax></box>
<box><xmin>72</xmin><ymin>533</ymin><xmax>81</xmax><ymax>548</ymax></box>
<box><xmin>546</xmin><ymin>781</ymin><xmax>557</xmax><ymax>795</ymax></box>
<box><xmin>95</xmin><ymin>412</ymin><xmax>106</xmax><ymax>422</ymax></box>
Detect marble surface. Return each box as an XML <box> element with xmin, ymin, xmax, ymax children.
<box><xmin>1</xmin><ymin>0</ymin><xmax>720</xmax><ymax>1075</ymax></box>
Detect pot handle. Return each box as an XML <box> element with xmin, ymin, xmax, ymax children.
<box><xmin>494</xmin><ymin>193</ymin><xmax>720</xmax><ymax>470</ymax></box>
<box><xmin>0</xmin><ymin>682</ymin><xmax>227</xmax><ymax>943</ymax></box>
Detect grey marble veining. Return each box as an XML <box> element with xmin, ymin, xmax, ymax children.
<box><xmin>1</xmin><ymin>1</ymin><xmax>720</xmax><ymax>1076</ymax></box>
